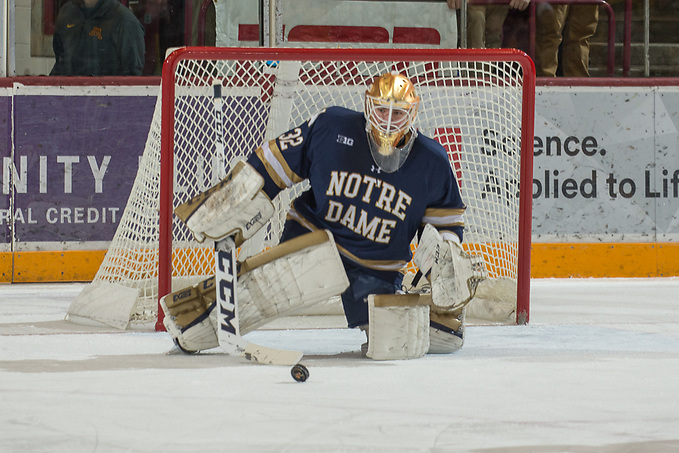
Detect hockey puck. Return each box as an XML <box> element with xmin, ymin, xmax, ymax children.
<box><xmin>291</xmin><ymin>364</ymin><xmax>309</xmax><ymax>382</ymax></box>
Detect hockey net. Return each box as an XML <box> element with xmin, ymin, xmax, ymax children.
<box><xmin>67</xmin><ymin>47</ymin><xmax>534</xmax><ymax>331</ymax></box>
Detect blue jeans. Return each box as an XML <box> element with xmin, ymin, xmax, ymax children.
<box><xmin>279</xmin><ymin>220</ymin><xmax>403</xmax><ymax>328</ymax></box>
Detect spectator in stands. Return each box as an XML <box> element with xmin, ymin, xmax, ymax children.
<box><xmin>51</xmin><ymin>0</ymin><xmax>145</xmax><ymax>76</ymax></box>
<box><xmin>465</xmin><ymin>0</ymin><xmax>531</xmax><ymax>49</ymax></box>
<box><xmin>535</xmin><ymin>3</ymin><xmax>599</xmax><ymax>76</ymax></box>
<box><xmin>446</xmin><ymin>0</ymin><xmax>463</xmax><ymax>9</ymax></box>
<box><xmin>190</xmin><ymin>0</ymin><xmax>215</xmax><ymax>46</ymax></box>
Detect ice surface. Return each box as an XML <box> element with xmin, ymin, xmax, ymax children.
<box><xmin>1</xmin><ymin>278</ymin><xmax>679</xmax><ymax>452</ymax></box>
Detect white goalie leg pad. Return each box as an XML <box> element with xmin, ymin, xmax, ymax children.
<box><xmin>161</xmin><ymin>230</ymin><xmax>349</xmax><ymax>351</ymax></box>
<box><xmin>366</xmin><ymin>294</ymin><xmax>430</xmax><ymax>361</ymax></box>
<box><xmin>174</xmin><ymin>160</ymin><xmax>274</xmax><ymax>245</ymax></box>
<box><xmin>429</xmin><ymin>308</ymin><xmax>465</xmax><ymax>354</ymax></box>
<box><xmin>413</xmin><ymin>224</ymin><xmax>487</xmax><ymax>312</ymax></box>
<box><xmin>160</xmin><ymin>277</ymin><xmax>219</xmax><ymax>352</ymax></box>
<box><xmin>237</xmin><ymin>230</ymin><xmax>350</xmax><ymax>334</ymax></box>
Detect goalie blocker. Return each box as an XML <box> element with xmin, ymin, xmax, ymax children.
<box><xmin>174</xmin><ymin>160</ymin><xmax>274</xmax><ymax>245</ymax></box>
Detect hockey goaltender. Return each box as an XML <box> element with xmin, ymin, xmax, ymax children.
<box><xmin>161</xmin><ymin>72</ymin><xmax>486</xmax><ymax>361</ymax></box>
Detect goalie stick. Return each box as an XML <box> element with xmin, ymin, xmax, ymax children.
<box><xmin>186</xmin><ymin>84</ymin><xmax>287</xmax><ymax>363</ymax></box>
<box><xmin>212</xmin><ymin>80</ymin><xmax>227</xmax><ymax>180</ymax></box>
<box><xmin>214</xmin><ymin>235</ymin><xmax>304</xmax><ymax>366</ymax></box>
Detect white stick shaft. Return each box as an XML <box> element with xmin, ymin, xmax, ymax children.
<box><xmin>213</xmin><ymin>81</ymin><xmax>226</xmax><ymax>180</ymax></box>
<box><xmin>215</xmin><ymin>237</ymin><xmax>244</xmax><ymax>354</ymax></box>
<box><xmin>215</xmin><ymin>236</ymin><xmax>303</xmax><ymax>366</ymax></box>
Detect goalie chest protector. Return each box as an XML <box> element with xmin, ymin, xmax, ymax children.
<box><xmin>247</xmin><ymin>106</ymin><xmax>465</xmax><ymax>279</ymax></box>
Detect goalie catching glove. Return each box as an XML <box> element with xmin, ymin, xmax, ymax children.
<box><xmin>413</xmin><ymin>224</ymin><xmax>486</xmax><ymax>313</ymax></box>
<box><xmin>174</xmin><ymin>160</ymin><xmax>274</xmax><ymax>246</ymax></box>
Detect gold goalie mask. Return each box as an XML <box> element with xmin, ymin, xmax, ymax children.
<box><xmin>364</xmin><ymin>71</ymin><xmax>420</xmax><ymax>173</ymax></box>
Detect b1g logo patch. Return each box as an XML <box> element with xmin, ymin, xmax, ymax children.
<box><xmin>337</xmin><ymin>135</ymin><xmax>354</xmax><ymax>146</ymax></box>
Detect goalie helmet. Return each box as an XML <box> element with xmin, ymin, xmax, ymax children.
<box><xmin>364</xmin><ymin>71</ymin><xmax>420</xmax><ymax>173</ymax></box>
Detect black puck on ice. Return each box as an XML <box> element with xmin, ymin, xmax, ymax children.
<box><xmin>291</xmin><ymin>364</ymin><xmax>309</xmax><ymax>382</ymax></box>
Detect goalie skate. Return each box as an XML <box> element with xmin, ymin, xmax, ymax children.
<box><xmin>160</xmin><ymin>277</ymin><xmax>218</xmax><ymax>353</ymax></box>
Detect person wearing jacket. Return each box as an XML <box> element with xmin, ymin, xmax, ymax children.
<box><xmin>51</xmin><ymin>0</ymin><xmax>144</xmax><ymax>76</ymax></box>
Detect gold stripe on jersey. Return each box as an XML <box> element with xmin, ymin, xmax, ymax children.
<box><xmin>254</xmin><ymin>140</ymin><xmax>303</xmax><ymax>190</ymax></box>
<box><xmin>335</xmin><ymin>245</ymin><xmax>407</xmax><ymax>272</ymax></box>
<box><xmin>286</xmin><ymin>208</ymin><xmax>408</xmax><ymax>273</ymax></box>
<box><xmin>422</xmin><ymin>207</ymin><xmax>465</xmax><ymax>228</ymax></box>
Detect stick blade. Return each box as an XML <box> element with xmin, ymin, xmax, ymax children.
<box><xmin>241</xmin><ymin>343</ymin><xmax>303</xmax><ymax>366</ymax></box>
<box><xmin>219</xmin><ymin>326</ymin><xmax>302</xmax><ymax>366</ymax></box>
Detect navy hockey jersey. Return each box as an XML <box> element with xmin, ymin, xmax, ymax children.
<box><xmin>246</xmin><ymin>106</ymin><xmax>466</xmax><ymax>280</ymax></box>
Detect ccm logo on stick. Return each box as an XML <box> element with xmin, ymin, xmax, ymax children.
<box><xmin>217</xmin><ymin>251</ymin><xmax>238</xmax><ymax>335</ymax></box>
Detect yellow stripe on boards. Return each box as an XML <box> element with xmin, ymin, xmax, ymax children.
<box><xmin>11</xmin><ymin>250</ymin><xmax>107</xmax><ymax>282</ymax></box>
<box><xmin>0</xmin><ymin>252</ymin><xmax>12</xmax><ymax>282</ymax></box>
<box><xmin>531</xmin><ymin>243</ymin><xmax>679</xmax><ymax>278</ymax></box>
<box><xmin>1</xmin><ymin>242</ymin><xmax>677</xmax><ymax>282</ymax></box>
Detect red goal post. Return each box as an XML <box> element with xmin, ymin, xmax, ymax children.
<box><xmin>159</xmin><ymin>47</ymin><xmax>534</xmax><ymax>328</ymax></box>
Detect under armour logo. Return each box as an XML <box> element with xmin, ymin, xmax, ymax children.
<box><xmin>371</xmin><ymin>165</ymin><xmax>382</xmax><ymax>174</ymax></box>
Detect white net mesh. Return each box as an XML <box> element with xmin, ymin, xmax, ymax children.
<box><xmin>68</xmin><ymin>48</ymin><xmax>533</xmax><ymax>329</ymax></box>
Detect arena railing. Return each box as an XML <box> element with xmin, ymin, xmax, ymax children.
<box><xmin>465</xmin><ymin>0</ymin><xmax>621</xmax><ymax>77</ymax></box>
<box><xmin>189</xmin><ymin>0</ymin><xmax>631</xmax><ymax>76</ymax></box>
